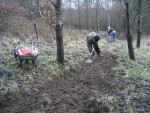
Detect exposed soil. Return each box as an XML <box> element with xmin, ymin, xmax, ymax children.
<box><xmin>0</xmin><ymin>52</ymin><xmax>122</xmax><ymax>113</ymax></box>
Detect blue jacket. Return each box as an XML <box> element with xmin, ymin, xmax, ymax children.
<box><xmin>108</xmin><ymin>28</ymin><xmax>114</xmax><ymax>36</ymax></box>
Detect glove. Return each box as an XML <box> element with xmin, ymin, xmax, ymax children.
<box><xmin>90</xmin><ymin>51</ymin><xmax>95</xmax><ymax>59</ymax></box>
<box><xmin>90</xmin><ymin>52</ymin><xmax>93</xmax><ymax>56</ymax></box>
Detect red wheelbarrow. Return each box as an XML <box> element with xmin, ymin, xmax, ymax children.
<box><xmin>14</xmin><ymin>46</ymin><xmax>39</xmax><ymax>67</ymax></box>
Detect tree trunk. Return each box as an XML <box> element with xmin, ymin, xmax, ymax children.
<box><xmin>136</xmin><ymin>0</ymin><xmax>142</xmax><ymax>48</ymax></box>
<box><xmin>95</xmin><ymin>0</ymin><xmax>99</xmax><ymax>32</ymax></box>
<box><xmin>55</xmin><ymin>0</ymin><xmax>64</xmax><ymax>64</ymax></box>
<box><xmin>69</xmin><ymin>0</ymin><xmax>72</xmax><ymax>27</ymax></box>
<box><xmin>77</xmin><ymin>0</ymin><xmax>81</xmax><ymax>30</ymax></box>
<box><xmin>88</xmin><ymin>0</ymin><xmax>92</xmax><ymax>31</ymax></box>
<box><xmin>85</xmin><ymin>0</ymin><xmax>89</xmax><ymax>29</ymax></box>
<box><xmin>125</xmin><ymin>2</ymin><xmax>135</xmax><ymax>61</ymax></box>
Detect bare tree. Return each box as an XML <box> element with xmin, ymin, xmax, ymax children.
<box><xmin>77</xmin><ymin>0</ymin><xmax>81</xmax><ymax>29</ymax></box>
<box><xmin>84</xmin><ymin>0</ymin><xmax>89</xmax><ymax>29</ymax></box>
<box><xmin>37</xmin><ymin>0</ymin><xmax>64</xmax><ymax>64</ymax></box>
<box><xmin>125</xmin><ymin>1</ymin><xmax>135</xmax><ymax>60</ymax></box>
<box><xmin>136</xmin><ymin>0</ymin><xmax>142</xmax><ymax>47</ymax></box>
<box><xmin>95</xmin><ymin>0</ymin><xmax>100</xmax><ymax>32</ymax></box>
<box><xmin>119</xmin><ymin>0</ymin><xmax>135</xmax><ymax>60</ymax></box>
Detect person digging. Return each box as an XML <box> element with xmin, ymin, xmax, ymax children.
<box><xmin>86</xmin><ymin>32</ymin><xmax>103</xmax><ymax>62</ymax></box>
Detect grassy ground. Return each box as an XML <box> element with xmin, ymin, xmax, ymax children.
<box><xmin>0</xmin><ymin>28</ymin><xmax>88</xmax><ymax>96</ymax></box>
<box><xmin>104</xmin><ymin>38</ymin><xmax>150</xmax><ymax>112</ymax></box>
<box><xmin>0</xmin><ymin>27</ymin><xmax>150</xmax><ymax>112</ymax></box>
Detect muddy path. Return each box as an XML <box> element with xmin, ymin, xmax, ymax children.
<box><xmin>0</xmin><ymin>52</ymin><xmax>121</xmax><ymax>113</ymax></box>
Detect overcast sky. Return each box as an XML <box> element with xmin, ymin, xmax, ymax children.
<box><xmin>62</xmin><ymin>0</ymin><xmax>113</xmax><ymax>9</ymax></box>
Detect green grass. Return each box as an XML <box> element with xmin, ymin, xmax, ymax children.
<box><xmin>0</xmin><ymin>28</ymin><xmax>150</xmax><ymax>113</ymax></box>
<box><xmin>110</xmin><ymin>41</ymin><xmax>150</xmax><ymax>80</ymax></box>
<box><xmin>107</xmin><ymin>40</ymin><xmax>150</xmax><ymax>112</ymax></box>
<box><xmin>0</xmin><ymin>36</ymin><xmax>88</xmax><ymax>96</ymax></box>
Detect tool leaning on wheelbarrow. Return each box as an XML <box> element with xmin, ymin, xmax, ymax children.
<box><xmin>14</xmin><ymin>15</ymin><xmax>39</xmax><ymax>67</ymax></box>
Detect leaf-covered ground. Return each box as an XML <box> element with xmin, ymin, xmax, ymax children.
<box><xmin>0</xmin><ymin>30</ymin><xmax>150</xmax><ymax>113</ymax></box>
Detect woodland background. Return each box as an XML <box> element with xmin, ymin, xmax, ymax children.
<box><xmin>0</xmin><ymin>0</ymin><xmax>150</xmax><ymax>113</ymax></box>
<box><xmin>0</xmin><ymin>0</ymin><xmax>150</xmax><ymax>36</ymax></box>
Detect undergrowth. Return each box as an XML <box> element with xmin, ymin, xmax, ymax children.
<box><xmin>108</xmin><ymin>40</ymin><xmax>150</xmax><ymax>112</ymax></box>
<box><xmin>0</xmin><ymin>27</ymin><xmax>149</xmax><ymax>112</ymax></box>
<box><xmin>111</xmin><ymin>41</ymin><xmax>150</xmax><ymax>80</ymax></box>
<box><xmin>0</xmin><ymin>32</ymin><xmax>88</xmax><ymax>96</ymax></box>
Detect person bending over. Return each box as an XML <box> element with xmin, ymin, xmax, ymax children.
<box><xmin>86</xmin><ymin>32</ymin><xmax>102</xmax><ymax>59</ymax></box>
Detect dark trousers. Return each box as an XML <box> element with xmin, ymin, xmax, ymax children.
<box><xmin>14</xmin><ymin>49</ymin><xmax>18</xmax><ymax>58</ymax></box>
<box><xmin>93</xmin><ymin>43</ymin><xmax>101</xmax><ymax>54</ymax></box>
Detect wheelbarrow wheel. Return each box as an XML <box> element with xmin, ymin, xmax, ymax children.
<box><xmin>32</xmin><ymin>60</ymin><xmax>37</xmax><ymax>67</ymax></box>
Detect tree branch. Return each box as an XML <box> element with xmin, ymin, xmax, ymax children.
<box><xmin>46</xmin><ymin>0</ymin><xmax>55</xmax><ymax>13</ymax></box>
<box><xmin>130</xmin><ymin>13</ymin><xmax>138</xmax><ymax>25</ymax></box>
<box><xmin>141</xmin><ymin>9</ymin><xmax>150</xmax><ymax>19</ymax></box>
<box><xmin>129</xmin><ymin>0</ymin><xmax>134</xmax><ymax>7</ymax></box>
<box><xmin>47</xmin><ymin>0</ymin><xmax>55</xmax><ymax>6</ymax></box>
<box><xmin>38</xmin><ymin>8</ymin><xmax>55</xmax><ymax>27</ymax></box>
<box><xmin>119</xmin><ymin>0</ymin><xmax>126</xmax><ymax>9</ymax></box>
<box><xmin>37</xmin><ymin>0</ymin><xmax>55</xmax><ymax>27</ymax></box>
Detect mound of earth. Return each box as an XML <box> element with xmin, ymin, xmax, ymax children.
<box><xmin>0</xmin><ymin>52</ymin><xmax>121</xmax><ymax>113</ymax></box>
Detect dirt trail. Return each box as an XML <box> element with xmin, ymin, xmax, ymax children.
<box><xmin>0</xmin><ymin>52</ymin><xmax>120</xmax><ymax>113</ymax></box>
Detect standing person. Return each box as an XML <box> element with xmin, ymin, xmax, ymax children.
<box><xmin>86</xmin><ymin>32</ymin><xmax>102</xmax><ymax>59</ymax></box>
<box><xmin>108</xmin><ymin>27</ymin><xmax>117</xmax><ymax>43</ymax></box>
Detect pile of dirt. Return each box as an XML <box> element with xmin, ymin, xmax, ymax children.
<box><xmin>0</xmin><ymin>52</ymin><xmax>120</xmax><ymax>113</ymax></box>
